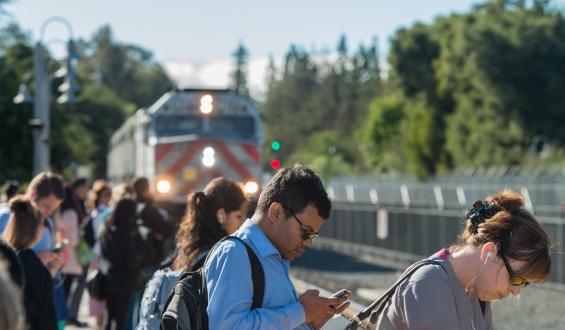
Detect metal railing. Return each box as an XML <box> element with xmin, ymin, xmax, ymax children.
<box><xmin>321</xmin><ymin>202</ymin><xmax>565</xmax><ymax>286</ymax></box>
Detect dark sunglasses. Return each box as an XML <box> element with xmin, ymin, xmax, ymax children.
<box><xmin>499</xmin><ymin>247</ymin><xmax>530</xmax><ymax>287</ymax></box>
<box><xmin>283</xmin><ymin>207</ymin><xmax>318</xmax><ymax>241</ymax></box>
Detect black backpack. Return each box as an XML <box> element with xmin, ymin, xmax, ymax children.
<box><xmin>160</xmin><ymin>236</ymin><xmax>264</xmax><ymax>330</ymax></box>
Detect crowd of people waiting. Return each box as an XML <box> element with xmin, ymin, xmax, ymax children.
<box><xmin>0</xmin><ymin>172</ymin><xmax>177</xmax><ymax>330</ymax></box>
<box><xmin>0</xmin><ymin>164</ymin><xmax>555</xmax><ymax>330</ymax></box>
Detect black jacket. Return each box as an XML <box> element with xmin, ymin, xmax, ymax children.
<box><xmin>101</xmin><ymin>226</ymin><xmax>145</xmax><ymax>293</ymax></box>
<box><xmin>17</xmin><ymin>249</ymin><xmax>57</xmax><ymax>330</ymax></box>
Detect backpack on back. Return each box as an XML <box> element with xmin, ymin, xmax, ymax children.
<box><xmin>137</xmin><ymin>249</ymin><xmax>210</xmax><ymax>330</ymax></box>
<box><xmin>137</xmin><ymin>268</ymin><xmax>183</xmax><ymax>330</ymax></box>
<box><xmin>160</xmin><ymin>236</ymin><xmax>264</xmax><ymax>330</ymax></box>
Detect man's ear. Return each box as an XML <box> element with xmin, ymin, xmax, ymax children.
<box><xmin>267</xmin><ymin>202</ymin><xmax>285</xmax><ymax>224</ymax></box>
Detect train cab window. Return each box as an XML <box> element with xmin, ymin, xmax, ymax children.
<box><xmin>156</xmin><ymin>116</ymin><xmax>203</xmax><ymax>136</ymax></box>
<box><xmin>210</xmin><ymin>116</ymin><xmax>255</xmax><ymax>137</ymax></box>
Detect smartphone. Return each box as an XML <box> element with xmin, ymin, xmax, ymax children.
<box><xmin>331</xmin><ymin>289</ymin><xmax>350</xmax><ymax>299</ymax></box>
<box><xmin>52</xmin><ymin>239</ymin><xmax>69</xmax><ymax>253</ymax></box>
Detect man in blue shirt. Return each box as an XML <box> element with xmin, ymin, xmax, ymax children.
<box><xmin>205</xmin><ymin>164</ymin><xmax>351</xmax><ymax>329</ymax></box>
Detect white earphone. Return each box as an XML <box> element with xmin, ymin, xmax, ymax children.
<box><xmin>487</xmin><ymin>251</ymin><xmax>493</xmax><ymax>257</ymax></box>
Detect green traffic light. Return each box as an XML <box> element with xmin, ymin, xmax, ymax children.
<box><xmin>271</xmin><ymin>140</ymin><xmax>281</xmax><ymax>151</ymax></box>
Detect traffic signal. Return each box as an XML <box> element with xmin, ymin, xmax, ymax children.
<box><xmin>271</xmin><ymin>140</ymin><xmax>281</xmax><ymax>170</ymax></box>
<box><xmin>271</xmin><ymin>159</ymin><xmax>281</xmax><ymax>170</ymax></box>
<box><xmin>271</xmin><ymin>140</ymin><xmax>281</xmax><ymax>151</ymax></box>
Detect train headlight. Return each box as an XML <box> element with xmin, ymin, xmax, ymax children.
<box><xmin>156</xmin><ymin>179</ymin><xmax>171</xmax><ymax>194</ymax></box>
<box><xmin>202</xmin><ymin>147</ymin><xmax>216</xmax><ymax>167</ymax></box>
<box><xmin>244</xmin><ymin>181</ymin><xmax>259</xmax><ymax>194</ymax></box>
<box><xmin>200</xmin><ymin>94</ymin><xmax>213</xmax><ymax>114</ymax></box>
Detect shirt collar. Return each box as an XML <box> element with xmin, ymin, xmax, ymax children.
<box><xmin>237</xmin><ymin>220</ymin><xmax>281</xmax><ymax>259</ymax></box>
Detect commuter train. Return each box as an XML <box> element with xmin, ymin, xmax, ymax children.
<box><xmin>107</xmin><ymin>89</ymin><xmax>263</xmax><ymax>204</ymax></box>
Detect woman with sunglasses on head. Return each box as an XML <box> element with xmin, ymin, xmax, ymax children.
<box><xmin>376</xmin><ymin>189</ymin><xmax>551</xmax><ymax>330</ymax></box>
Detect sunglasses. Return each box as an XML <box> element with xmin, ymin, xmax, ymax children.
<box><xmin>499</xmin><ymin>247</ymin><xmax>530</xmax><ymax>287</ymax></box>
<box><xmin>283</xmin><ymin>207</ymin><xmax>318</xmax><ymax>241</ymax></box>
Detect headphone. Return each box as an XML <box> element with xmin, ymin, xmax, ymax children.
<box><xmin>487</xmin><ymin>251</ymin><xmax>493</xmax><ymax>258</ymax></box>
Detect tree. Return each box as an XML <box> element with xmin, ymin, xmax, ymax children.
<box><xmin>0</xmin><ymin>42</ymin><xmax>34</xmax><ymax>181</ymax></box>
<box><xmin>229</xmin><ymin>42</ymin><xmax>249</xmax><ymax>96</ymax></box>
<box><xmin>77</xmin><ymin>25</ymin><xmax>173</xmax><ymax>108</ymax></box>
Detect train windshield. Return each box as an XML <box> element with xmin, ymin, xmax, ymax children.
<box><xmin>155</xmin><ymin>116</ymin><xmax>203</xmax><ymax>136</ymax></box>
<box><xmin>210</xmin><ymin>116</ymin><xmax>256</xmax><ymax>137</ymax></box>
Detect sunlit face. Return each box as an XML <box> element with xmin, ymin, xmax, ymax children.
<box><xmin>99</xmin><ymin>189</ymin><xmax>112</xmax><ymax>207</ymax></box>
<box><xmin>221</xmin><ymin>207</ymin><xmax>247</xmax><ymax>235</ymax></box>
<box><xmin>475</xmin><ymin>257</ymin><xmax>531</xmax><ymax>301</ymax></box>
<box><xmin>276</xmin><ymin>204</ymin><xmax>324</xmax><ymax>261</ymax></box>
<box><xmin>33</xmin><ymin>194</ymin><xmax>63</xmax><ymax>218</ymax></box>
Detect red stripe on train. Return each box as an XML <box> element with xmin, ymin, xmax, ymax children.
<box><xmin>241</xmin><ymin>143</ymin><xmax>260</xmax><ymax>165</ymax></box>
<box><xmin>164</xmin><ymin>140</ymin><xmax>206</xmax><ymax>176</ymax></box>
<box><xmin>209</xmin><ymin>140</ymin><xmax>256</xmax><ymax>180</ymax></box>
<box><xmin>155</xmin><ymin>143</ymin><xmax>175</xmax><ymax>165</ymax></box>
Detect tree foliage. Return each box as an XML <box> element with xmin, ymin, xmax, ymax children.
<box><xmin>261</xmin><ymin>37</ymin><xmax>382</xmax><ymax>178</ymax></box>
<box><xmin>0</xmin><ymin>22</ymin><xmax>171</xmax><ymax>181</ymax></box>
<box><xmin>363</xmin><ymin>0</ymin><xmax>565</xmax><ymax>177</ymax></box>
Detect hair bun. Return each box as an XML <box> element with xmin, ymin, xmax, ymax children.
<box><xmin>487</xmin><ymin>189</ymin><xmax>524</xmax><ymax>214</ymax></box>
<box><xmin>9</xmin><ymin>196</ymin><xmax>32</xmax><ymax>214</ymax></box>
<box><xmin>466</xmin><ymin>200</ymin><xmax>500</xmax><ymax>232</ymax></box>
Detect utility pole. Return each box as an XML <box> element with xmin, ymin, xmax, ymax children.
<box><xmin>13</xmin><ymin>17</ymin><xmax>78</xmax><ymax>175</ymax></box>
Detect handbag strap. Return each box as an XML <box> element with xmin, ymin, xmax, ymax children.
<box><xmin>346</xmin><ymin>259</ymin><xmax>444</xmax><ymax>329</ymax></box>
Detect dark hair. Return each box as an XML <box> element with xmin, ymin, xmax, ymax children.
<box><xmin>172</xmin><ymin>177</ymin><xmax>247</xmax><ymax>271</ymax></box>
<box><xmin>107</xmin><ymin>198</ymin><xmax>137</xmax><ymax>232</ymax></box>
<box><xmin>3</xmin><ymin>197</ymin><xmax>42</xmax><ymax>251</ymax></box>
<box><xmin>28</xmin><ymin>171</ymin><xmax>65</xmax><ymax>200</ymax></box>
<box><xmin>132</xmin><ymin>177</ymin><xmax>149</xmax><ymax>199</ymax></box>
<box><xmin>0</xmin><ymin>239</ymin><xmax>24</xmax><ymax>288</ymax></box>
<box><xmin>2</xmin><ymin>181</ymin><xmax>19</xmax><ymax>200</ymax></box>
<box><xmin>257</xmin><ymin>163</ymin><xmax>331</xmax><ymax>219</ymax></box>
<box><xmin>60</xmin><ymin>185</ymin><xmax>85</xmax><ymax>220</ymax></box>
<box><xmin>71</xmin><ymin>178</ymin><xmax>88</xmax><ymax>189</ymax></box>
<box><xmin>456</xmin><ymin>189</ymin><xmax>551</xmax><ymax>282</ymax></box>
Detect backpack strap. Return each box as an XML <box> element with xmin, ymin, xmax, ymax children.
<box><xmin>346</xmin><ymin>259</ymin><xmax>444</xmax><ymax>329</ymax></box>
<box><xmin>222</xmin><ymin>236</ymin><xmax>265</xmax><ymax>308</ymax></box>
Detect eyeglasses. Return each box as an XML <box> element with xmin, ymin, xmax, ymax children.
<box><xmin>291</xmin><ymin>213</ymin><xmax>318</xmax><ymax>241</ymax></box>
<box><xmin>283</xmin><ymin>207</ymin><xmax>318</xmax><ymax>241</ymax></box>
<box><xmin>499</xmin><ymin>248</ymin><xmax>530</xmax><ymax>287</ymax></box>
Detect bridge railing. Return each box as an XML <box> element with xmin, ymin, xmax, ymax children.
<box><xmin>321</xmin><ymin>202</ymin><xmax>565</xmax><ymax>287</ymax></box>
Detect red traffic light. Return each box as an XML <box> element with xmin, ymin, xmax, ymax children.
<box><xmin>271</xmin><ymin>159</ymin><xmax>281</xmax><ymax>169</ymax></box>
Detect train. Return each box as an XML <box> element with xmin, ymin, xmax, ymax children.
<box><xmin>107</xmin><ymin>88</ymin><xmax>263</xmax><ymax>204</ymax></box>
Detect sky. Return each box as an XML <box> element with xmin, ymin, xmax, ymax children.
<box><xmin>7</xmin><ymin>0</ymin><xmax>561</xmax><ymax>98</ymax></box>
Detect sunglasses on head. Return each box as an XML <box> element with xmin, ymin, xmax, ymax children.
<box><xmin>498</xmin><ymin>246</ymin><xmax>530</xmax><ymax>287</ymax></box>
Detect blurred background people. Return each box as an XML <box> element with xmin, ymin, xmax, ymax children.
<box><xmin>0</xmin><ymin>180</ymin><xmax>20</xmax><ymax>209</ymax></box>
<box><xmin>3</xmin><ymin>196</ymin><xmax>58</xmax><ymax>330</ymax></box>
<box><xmin>88</xmin><ymin>180</ymin><xmax>113</xmax><ymax>330</ymax></box>
<box><xmin>101</xmin><ymin>198</ymin><xmax>146</xmax><ymax>330</ymax></box>
<box><xmin>59</xmin><ymin>185</ymin><xmax>89</xmax><ymax>327</ymax></box>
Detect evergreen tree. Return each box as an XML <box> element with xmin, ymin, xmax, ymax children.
<box><xmin>229</xmin><ymin>42</ymin><xmax>249</xmax><ymax>96</ymax></box>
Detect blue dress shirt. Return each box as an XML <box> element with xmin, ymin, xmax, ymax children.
<box><xmin>204</xmin><ymin>220</ymin><xmax>311</xmax><ymax>329</ymax></box>
<box><xmin>0</xmin><ymin>207</ymin><xmax>9</xmax><ymax>234</ymax></box>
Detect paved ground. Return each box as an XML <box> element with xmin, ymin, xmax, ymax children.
<box><xmin>290</xmin><ymin>247</ymin><xmax>565</xmax><ymax>330</ymax></box>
